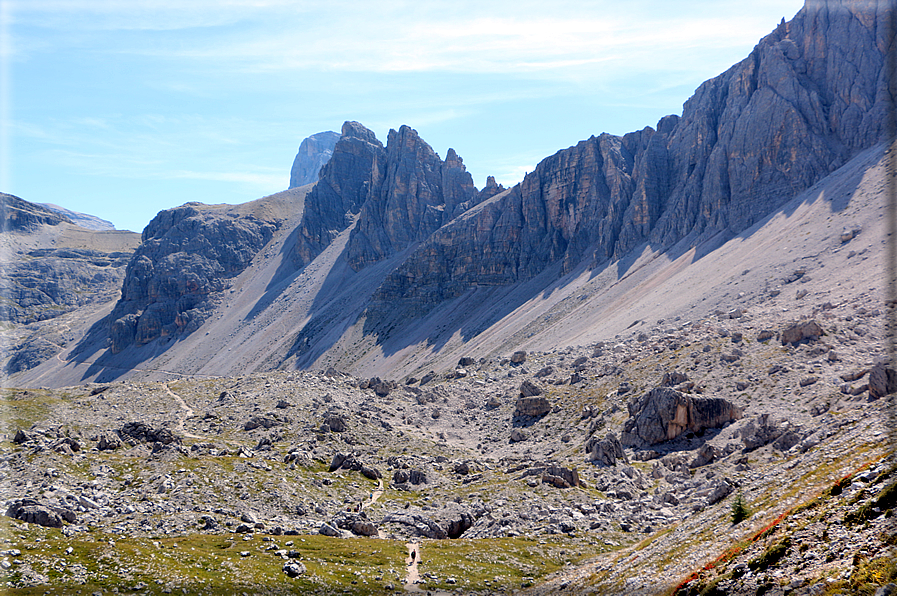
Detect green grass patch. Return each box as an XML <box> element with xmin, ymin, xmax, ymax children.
<box><xmin>414</xmin><ymin>534</ymin><xmax>621</xmax><ymax>591</ymax></box>
<box><xmin>2</xmin><ymin>524</ymin><xmax>408</xmax><ymax>595</ymax></box>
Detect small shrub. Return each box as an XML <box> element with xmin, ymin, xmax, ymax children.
<box><xmin>830</xmin><ymin>475</ymin><xmax>853</xmax><ymax>496</ymax></box>
<box><xmin>731</xmin><ymin>493</ymin><xmax>751</xmax><ymax>524</ymax></box>
<box><xmin>748</xmin><ymin>538</ymin><xmax>790</xmax><ymax>572</ymax></box>
<box><xmin>845</xmin><ymin>480</ymin><xmax>897</xmax><ymax>526</ymax></box>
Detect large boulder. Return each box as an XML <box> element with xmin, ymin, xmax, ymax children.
<box><xmin>780</xmin><ymin>320</ymin><xmax>824</xmax><ymax>345</ymax></box>
<box><xmin>381</xmin><ymin>513</ymin><xmax>448</xmax><ymax>539</ymax></box>
<box><xmin>869</xmin><ymin>363</ymin><xmax>897</xmax><ymax>399</ymax></box>
<box><xmin>392</xmin><ymin>469</ymin><xmax>427</xmax><ymax>488</ymax></box>
<box><xmin>331</xmin><ymin>511</ymin><xmax>378</xmax><ymax>537</ymax></box>
<box><xmin>120</xmin><ymin>421</ymin><xmax>179</xmax><ymax>445</ymax></box>
<box><xmin>620</xmin><ymin>387</ymin><xmax>742</xmax><ymax>446</ymax></box>
<box><xmin>586</xmin><ymin>432</ymin><xmax>628</xmax><ymax>466</ymax></box>
<box><xmin>6</xmin><ymin>499</ymin><xmax>76</xmax><ymax>528</ymax></box>
<box><xmin>519</xmin><ymin>379</ymin><xmax>543</xmax><ymax>397</ymax></box>
<box><xmin>514</xmin><ymin>396</ymin><xmax>550</xmax><ymax>418</ymax></box>
<box><xmin>541</xmin><ymin>465</ymin><xmax>581</xmax><ymax>489</ymax></box>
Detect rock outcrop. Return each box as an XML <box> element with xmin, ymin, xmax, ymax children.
<box><xmin>515</xmin><ymin>396</ymin><xmax>550</xmax><ymax>418</ymax></box>
<box><xmin>587</xmin><ymin>432</ymin><xmax>628</xmax><ymax>466</ymax></box>
<box><xmin>289</xmin><ymin>131</ymin><xmax>340</xmax><ymax>188</ymax></box>
<box><xmin>1</xmin><ymin>193</ymin><xmax>70</xmax><ymax>232</ymax></box>
<box><xmin>0</xmin><ymin>195</ymin><xmax>137</xmax><ymax>333</ymax></box>
<box><xmin>345</xmin><ymin>128</ymin><xmax>478</xmax><ymax>270</ymax></box>
<box><xmin>288</xmin><ymin>122</ymin><xmax>387</xmax><ymax>268</ymax></box>
<box><xmin>108</xmin><ymin>203</ymin><xmax>278</xmax><ymax>352</ymax></box>
<box><xmin>6</xmin><ymin>499</ymin><xmax>76</xmax><ymax>528</ymax></box>
<box><xmin>2</xmin><ymin>246</ymin><xmax>135</xmax><ymax>326</ymax></box>
<box><xmin>288</xmin><ymin>122</ymin><xmax>481</xmax><ymax>271</ymax></box>
<box><xmin>868</xmin><ymin>362</ymin><xmax>896</xmax><ymax>399</ymax></box>
<box><xmin>620</xmin><ymin>387</ymin><xmax>742</xmax><ymax>447</ymax></box>
<box><xmin>1</xmin><ymin>195</ymin><xmax>140</xmax><ymax>373</ymax></box>
<box><xmin>781</xmin><ymin>320</ymin><xmax>825</xmax><ymax>345</ymax></box>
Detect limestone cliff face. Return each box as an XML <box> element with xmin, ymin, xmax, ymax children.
<box><xmin>289</xmin><ymin>122</ymin><xmax>387</xmax><ymax>268</ymax></box>
<box><xmin>289</xmin><ymin>131</ymin><xmax>340</xmax><ymax>188</ymax></box>
<box><xmin>345</xmin><ymin>126</ymin><xmax>477</xmax><ymax>270</ymax></box>
<box><xmin>290</xmin><ymin>122</ymin><xmax>478</xmax><ymax>270</ymax></box>
<box><xmin>372</xmin><ymin>0</ymin><xmax>890</xmax><ymax>308</ymax></box>
<box><xmin>109</xmin><ymin>204</ymin><xmax>277</xmax><ymax>353</ymax></box>
<box><xmin>0</xmin><ymin>194</ymin><xmax>140</xmax><ymax>373</ymax></box>
<box><xmin>649</xmin><ymin>0</ymin><xmax>890</xmax><ymax>245</ymax></box>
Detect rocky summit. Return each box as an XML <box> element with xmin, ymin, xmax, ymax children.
<box><xmin>1</xmin><ymin>1</ymin><xmax>896</xmax><ymax>595</ymax></box>
<box><xmin>289</xmin><ymin>131</ymin><xmax>340</xmax><ymax>189</ymax></box>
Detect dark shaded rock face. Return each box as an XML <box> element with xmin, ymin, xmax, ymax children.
<box><xmin>120</xmin><ymin>421</ymin><xmax>179</xmax><ymax>445</ymax></box>
<box><xmin>109</xmin><ymin>203</ymin><xmax>277</xmax><ymax>353</ymax></box>
<box><xmin>587</xmin><ymin>432</ymin><xmax>627</xmax><ymax>466</ymax></box>
<box><xmin>6</xmin><ymin>499</ymin><xmax>76</xmax><ymax>528</ymax></box>
<box><xmin>289</xmin><ymin>131</ymin><xmax>340</xmax><ymax>188</ymax></box>
<box><xmin>621</xmin><ymin>387</ymin><xmax>742</xmax><ymax>446</ymax></box>
<box><xmin>869</xmin><ymin>363</ymin><xmax>897</xmax><ymax>399</ymax></box>
<box><xmin>5</xmin><ymin>339</ymin><xmax>59</xmax><ymax>374</ymax></box>
<box><xmin>345</xmin><ymin>127</ymin><xmax>478</xmax><ymax>271</ymax></box>
<box><xmin>289</xmin><ymin>122</ymin><xmax>481</xmax><ymax>271</ymax></box>
<box><xmin>368</xmin><ymin>2</ymin><xmax>890</xmax><ymax>310</ymax></box>
<box><xmin>289</xmin><ymin>122</ymin><xmax>387</xmax><ymax>268</ymax></box>
<box><xmin>433</xmin><ymin>503</ymin><xmax>475</xmax><ymax>538</ymax></box>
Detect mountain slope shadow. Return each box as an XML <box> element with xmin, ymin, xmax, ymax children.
<box><xmin>289</xmin><ymin>136</ymin><xmax>875</xmax><ymax>378</ymax></box>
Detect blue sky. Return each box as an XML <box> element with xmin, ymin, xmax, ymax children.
<box><xmin>3</xmin><ymin>0</ymin><xmax>805</xmax><ymax>233</ymax></box>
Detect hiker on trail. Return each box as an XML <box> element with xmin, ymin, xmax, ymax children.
<box><xmin>411</xmin><ymin>550</ymin><xmax>416</xmax><ymax>561</ymax></box>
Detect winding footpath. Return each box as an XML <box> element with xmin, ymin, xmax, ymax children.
<box><xmin>163</xmin><ymin>383</ymin><xmax>204</xmax><ymax>441</ymax></box>
<box><xmin>163</xmin><ymin>383</ymin><xmax>433</xmax><ymax>593</ymax></box>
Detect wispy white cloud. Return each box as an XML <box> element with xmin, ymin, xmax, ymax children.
<box><xmin>170</xmin><ymin>169</ymin><xmax>283</xmax><ymax>187</ymax></box>
<box><xmin>9</xmin><ymin>0</ymin><xmax>312</xmax><ymax>31</ymax></box>
<box><xmin>10</xmin><ymin>0</ymin><xmax>803</xmax><ymax>83</ymax></box>
<box><xmin>136</xmin><ymin>13</ymin><xmax>776</xmax><ymax>80</ymax></box>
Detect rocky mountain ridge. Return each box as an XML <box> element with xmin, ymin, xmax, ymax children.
<box><xmin>3</xmin><ymin>0</ymin><xmax>892</xmax><ymax>397</ymax></box>
<box><xmin>38</xmin><ymin>203</ymin><xmax>116</xmax><ymax>232</ymax></box>
<box><xmin>79</xmin><ymin>0</ymin><xmax>891</xmax><ymax>382</ymax></box>
<box><xmin>369</xmin><ymin>0</ymin><xmax>891</xmax><ymax>311</ymax></box>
